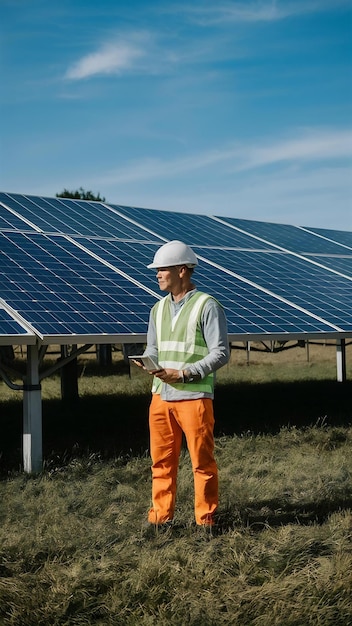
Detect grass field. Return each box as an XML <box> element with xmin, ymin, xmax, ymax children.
<box><xmin>0</xmin><ymin>341</ymin><xmax>351</xmax><ymax>625</ymax></box>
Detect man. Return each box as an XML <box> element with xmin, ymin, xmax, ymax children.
<box><xmin>139</xmin><ymin>240</ymin><xmax>229</xmax><ymax>530</ymax></box>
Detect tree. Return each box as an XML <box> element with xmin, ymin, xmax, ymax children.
<box><xmin>56</xmin><ymin>187</ymin><xmax>106</xmax><ymax>202</ymax></box>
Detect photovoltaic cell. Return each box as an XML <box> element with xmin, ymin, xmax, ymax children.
<box><xmin>0</xmin><ymin>193</ymin><xmax>163</xmax><ymax>241</ymax></box>
<box><xmin>72</xmin><ymin>236</ymin><xmax>336</xmax><ymax>335</ymax></box>
<box><xmin>216</xmin><ymin>216</ymin><xmax>348</xmax><ymax>254</ymax></box>
<box><xmin>193</xmin><ymin>247</ymin><xmax>352</xmax><ymax>331</ymax></box>
<box><xmin>187</xmin><ymin>262</ymin><xmax>336</xmax><ymax>335</ymax></box>
<box><xmin>305</xmin><ymin>227</ymin><xmax>352</xmax><ymax>250</ymax></box>
<box><xmin>0</xmin><ymin>202</ymin><xmax>37</xmax><ymax>232</ymax></box>
<box><xmin>303</xmin><ymin>255</ymin><xmax>352</xmax><ymax>278</ymax></box>
<box><xmin>112</xmin><ymin>204</ymin><xmax>274</xmax><ymax>249</ymax></box>
<box><xmin>0</xmin><ymin>306</ymin><xmax>34</xmax><ymax>342</ymax></box>
<box><xmin>0</xmin><ymin>231</ymin><xmax>158</xmax><ymax>338</ymax></box>
<box><xmin>71</xmin><ymin>237</ymin><xmax>163</xmax><ymax>293</ymax></box>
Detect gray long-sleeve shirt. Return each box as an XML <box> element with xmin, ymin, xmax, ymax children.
<box><xmin>144</xmin><ymin>288</ymin><xmax>230</xmax><ymax>400</ymax></box>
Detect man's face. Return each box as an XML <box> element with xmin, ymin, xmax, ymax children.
<box><xmin>156</xmin><ymin>266</ymin><xmax>182</xmax><ymax>292</ymax></box>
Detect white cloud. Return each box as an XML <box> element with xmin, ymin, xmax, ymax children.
<box><xmin>63</xmin><ymin>30</ymin><xmax>189</xmax><ymax>81</ymax></box>
<box><xmin>237</xmin><ymin>129</ymin><xmax>352</xmax><ymax>171</ymax></box>
<box><xmin>82</xmin><ymin>126</ymin><xmax>351</xmax><ymax>231</ymax></box>
<box><xmin>64</xmin><ymin>1</ymin><xmax>330</xmax><ymax>84</ymax></box>
<box><xmin>182</xmin><ymin>0</ymin><xmax>351</xmax><ymax>25</ymax></box>
<box><xmin>95</xmin><ymin>147</ymin><xmax>241</xmax><ymax>185</ymax></box>
<box><xmin>93</xmin><ymin>128</ymin><xmax>352</xmax><ymax>186</ymax></box>
<box><xmin>65</xmin><ymin>40</ymin><xmax>146</xmax><ymax>80</ymax></box>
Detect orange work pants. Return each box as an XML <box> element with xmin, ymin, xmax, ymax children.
<box><xmin>148</xmin><ymin>393</ymin><xmax>218</xmax><ymax>526</ymax></box>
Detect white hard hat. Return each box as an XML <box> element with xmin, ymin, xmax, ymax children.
<box><xmin>147</xmin><ymin>240</ymin><xmax>198</xmax><ymax>269</ymax></box>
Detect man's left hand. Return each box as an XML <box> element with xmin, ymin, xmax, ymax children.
<box><xmin>151</xmin><ymin>368</ymin><xmax>183</xmax><ymax>383</ymax></box>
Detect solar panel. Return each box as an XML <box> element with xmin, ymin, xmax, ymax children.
<box><xmin>0</xmin><ymin>228</ymin><xmax>338</xmax><ymax>342</ymax></box>
<box><xmin>190</xmin><ymin>260</ymin><xmax>336</xmax><ymax>335</ymax></box>
<box><xmin>302</xmin><ymin>255</ymin><xmax>352</xmax><ymax>278</ymax></box>
<box><xmin>0</xmin><ymin>304</ymin><xmax>35</xmax><ymax>344</ymax></box>
<box><xmin>112</xmin><ymin>204</ymin><xmax>274</xmax><ymax>249</ymax></box>
<box><xmin>0</xmin><ymin>192</ymin><xmax>351</xmax><ymax>342</ymax></box>
<box><xmin>71</xmin><ymin>236</ymin><xmax>337</xmax><ymax>336</ymax></box>
<box><xmin>0</xmin><ymin>231</ymin><xmax>159</xmax><ymax>341</ymax></box>
<box><xmin>70</xmin><ymin>237</ymin><xmax>164</xmax><ymax>293</ymax></box>
<box><xmin>0</xmin><ymin>193</ymin><xmax>164</xmax><ymax>241</ymax></box>
<box><xmin>304</xmin><ymin>227</ymin><xmax>352</xmax><ymax>250</ymax></box>
<box><xmin>214</xmin><ymin>216</ymin><xmax>349</xmax><ymax>254</ymax></box>
<box><xmin>0</xmin><ymin>202</ymin><xmax>38</xmax><ymax>232</ymax></box>
<box><xmin>192</xmin><ymin>247</ymin><xmax>352</xmax><ymax>331</ymax></box>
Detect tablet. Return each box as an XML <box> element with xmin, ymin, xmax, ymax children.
<box><xmin>128</xmin><ymin>355</ymin><xmax>160</xmax><ymax>371</ymax></box>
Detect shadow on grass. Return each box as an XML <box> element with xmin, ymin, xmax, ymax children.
<box><xmin>216</xmin><ymin>497</ymin><xmax>352</xmax><ymax>532</ymax></box>
<box><xmin>214</xmin><ymin>379</ymin><xmax>352</xmax><ymax>436</ymax></box>
<box><xmin>1</xmin><ymin>379</ymin><xmax>351</xmax><ymax>473</ymax></box>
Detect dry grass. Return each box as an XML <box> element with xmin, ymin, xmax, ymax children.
<box><xmin>0</xmin><ymin>341</ymin><xmax>352</xmax><ymax>625</ymax></box>
<box><xmin>0</xmin><ymin>426</ymin><xmax>351</xmax><ymax>625</ymax></box>
<box><xmin>221</xmin><ymin>340</ymin><xmax>352</xmax><ymax>383</ymax></box>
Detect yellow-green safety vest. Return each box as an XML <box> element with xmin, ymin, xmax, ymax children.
<box><xmin>151</xmin><ymin>291</ymin><xmax>214</xmax><ymax>394</ymax></box>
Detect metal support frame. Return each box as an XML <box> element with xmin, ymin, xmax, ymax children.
<box><xmin>246</xmin><ymin>341</ymin><xmax>250</xmax><ymax>365</ymax></box>
<box><xmin>0</xmin><ymin>343</ymin><xmax>93</xmax><ymax>473</ymax></box>
<box><xmin>336</xmin><ymin>338</ymin><xmax>347</xmax><ymax>383</ymax></box>
<box><xmin>0</xmin><ymin>336</ymin><xmax>350</xmax><ymax>473</ymax></box>
<box><xmin>0</xmin><ymin>364</ymin><xmax>23</xmax><ymax>390</ymax></box>
<box><xmin>25</xmin><ymin>343</ymin><xmax>93</xmax><ymax>472</ymax></box>
<box><xmin>97</xmin><ymin>343</ymin><xmax>112</xmax><ymax>367</ymax></box>
<box><xmin>23</xmin><ymin>344</ymin><xmax>42</xmax><ymax>473</ymax></box>
<box><xmin>39</xmin><ymin>343</ymin><xmax>93</xmax><ymax>380</ymax></box>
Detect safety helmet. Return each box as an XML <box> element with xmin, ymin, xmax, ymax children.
<box><xmin>147</xmin><ymin>240</ymin><xmax>198</xmax><ymax>269</ymax></box>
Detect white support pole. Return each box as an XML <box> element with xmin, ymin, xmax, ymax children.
<box><xmin>336</xmin><ymin>338</ymin><xmax>347</xmax><ymax>383</ymax></box>
<box><xmin>23</xmin><ymin>344</ymin><xmax>42</xmax><ymax>473</ymax></box>
<box><xmin>246</xmin><ymin>341</ymin><xmax>251</xmax><ymax>365</ymax></box>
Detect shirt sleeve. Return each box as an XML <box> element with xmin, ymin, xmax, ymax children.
<box><xmin>188</xmin><ymin>298</ymin><xmax>230</xmax><ymax>378</ymax></box>
<box><xmin>144</xmin><ymin>308</ymin><xmax>159</xmax><ymax>362</ymax></box>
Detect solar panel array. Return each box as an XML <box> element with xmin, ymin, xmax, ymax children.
<box><xmin>0</xmin><ymin>191</ymin><xmax>351</xmax><ymax>345</ymax></box>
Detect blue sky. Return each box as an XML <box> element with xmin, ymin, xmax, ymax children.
<box><xmin>1</xmin><ymin>0</ymin><xmax>351</xmax><ymax>230</ymax></box>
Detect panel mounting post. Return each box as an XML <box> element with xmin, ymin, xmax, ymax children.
<box><xmin>23</xmin><ymin>344</ymin><xmax>42</xmax><ymax>473</ymax></box>
<box><xmin>336</xmin><ymin>338</ymin><xmax>347</xmax><ymax>383</ymax></box>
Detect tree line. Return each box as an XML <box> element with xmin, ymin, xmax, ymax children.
<box><xmin>56</xmin><ymin>187</ymin><xmax>106</xmax><ymax>202</ymax></box>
